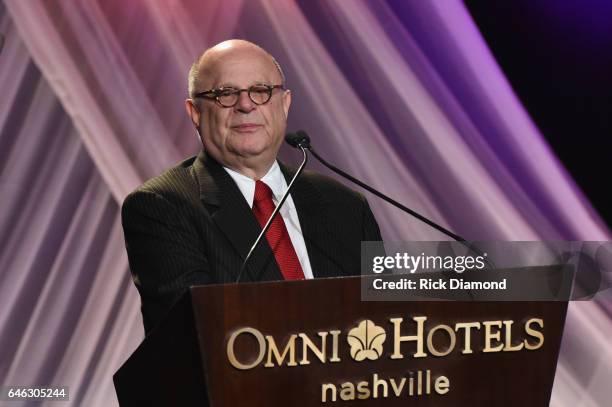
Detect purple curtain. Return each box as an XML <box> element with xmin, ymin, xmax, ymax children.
<box><xmin>1</xmin><ymin>0</ymin><xmax>610</xmax><ymax>405</ymax></box>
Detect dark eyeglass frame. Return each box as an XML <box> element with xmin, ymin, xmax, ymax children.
<box><xmin>193</xmin><ymin>84</ymin><xmax>285</xmax><ymax>108</ymax></box>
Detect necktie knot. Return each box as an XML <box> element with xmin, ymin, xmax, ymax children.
<box><xmin>254</xmin><ymin>180</ymin><xmax>273</xmax><ymax>203</ymax></box>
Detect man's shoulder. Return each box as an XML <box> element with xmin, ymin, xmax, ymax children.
<box><xmin>299</xmin><ymin>168</ymin><xmax>366</xmax><ymax>205</ymax></box>
<box><xmin>123</xmin><ymin>156</ymin><xmax>200</xmax><ymax>207</ymax></box>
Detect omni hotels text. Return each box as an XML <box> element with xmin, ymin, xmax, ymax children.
<box><xmin>226</xmin><ymin>316</ymin><xmax>544</xmax><ymax>403</ymax></box>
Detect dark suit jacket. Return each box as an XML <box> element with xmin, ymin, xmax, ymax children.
<box><xmin>121</xmin><ymin>151</ymin><xmax>382</xmax><ymax>333</ymax></box>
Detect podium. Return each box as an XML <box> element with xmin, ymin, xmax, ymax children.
<box><xmin>114</xmin><ymin>273</ymin><xmax>567</xmax><ymax>406</ymax></box>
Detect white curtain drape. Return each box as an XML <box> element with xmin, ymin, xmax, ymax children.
<box><xmin>1</xmin><ymin>0</ymin><xmax>610</xmax><ymax>405</ymax></box>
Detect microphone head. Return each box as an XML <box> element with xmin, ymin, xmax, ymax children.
<box><xmin>285</xmin><ymin>131</ymin><xmax>311</xmax><ymax>149</ymax></box>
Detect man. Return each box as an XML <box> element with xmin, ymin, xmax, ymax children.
<box><xmin>122</xmin><ymin>40</ymin><xmax>382</xmax><ymax>334</ymax></box>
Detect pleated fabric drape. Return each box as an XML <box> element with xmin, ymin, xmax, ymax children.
<box><xmin>1</xmin><ymin>1</ymin><xmax>610</xmax><ymax>405</ymax></box>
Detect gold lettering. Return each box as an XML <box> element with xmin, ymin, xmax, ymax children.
<box><xmin>340</xmin><ymin>382</ymin><xmax>355</xmax><ymax>401</ymax></box>
<box><xmin>434</xmin><ymin>376</ymin><xmax>450</xmax><ymax>394</ymax></box>
<box><xmin>321</xmin><ymin>383</ymin><xmax>336</xmax><ymax>402</ymax></box>
<box><xmin>357</xmin><ymin>381</ymin><xmax>371</xmax><ymax>399</ymax></box>
<box><xmin>455</xmin><ymin>322</ymin><xmax>481</xmax><ymax>354</ymax></box>
<box><xmin>503</xmin><ymin>320</ymin><xmax>524</xmax><ymax>352</ymax></box>
<box><xmin>299</xmin><ymin>332</ymin><xmax>328</xmax><ymax>365</ymax></box>
<box><xmin>264</xmin><ymin>334</ymin><xmax>297</xmax><ymax>367</ymax></box>
<box><xmin>329</xmin><ymin>330</ymin><xmax>341</xmax><ymax>362</ymax></box>
<box><xmin>373</xmin><ymin>373</ymin><xmax>388</xmax><ymax>398</ymax></box>
<box><xmin>426</xmin><ymin>324</ymin><xmax>456</xmax><ymax>357</ymax></box>
<box><xmin>389</xmin><ymin>377</ymin><xmax>405</xmax><ymax>396</ymax></box>
<box><xmin>408</xmin><ymin>374</ymin><xmax>414</xmax><ymax>395</ymax></box>
<box><xmin>524</xmin><ymin>318</ymin><xmax>544</xmax><ymax>350</ymax></box>
<box><xmin>227</xmin><ymin>327</ymin><xmax>265</xmax><ymax>370</ymax></box>
<box><xmin>483</xmin><ymin>321</ymin><xmax>504</xmax><ymax>353</ymax></box>
<box><xmin>390</xmin><ymin>316</ymin><xmax>427</xmax><ymax>359</ymax></box>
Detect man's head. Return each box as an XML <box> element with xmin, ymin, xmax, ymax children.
<box><xmin>185</xmin><ymin>40</ymin><xmax>291</xmax><ymax>179</ymax></box>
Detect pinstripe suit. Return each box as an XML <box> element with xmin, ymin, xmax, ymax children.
<box><xmin>121</xmin><ymin>151</ymin><xmax>382</xmax><ymax>333</ymax></box>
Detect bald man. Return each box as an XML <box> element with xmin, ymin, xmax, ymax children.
<box><xmin>121</xmin><ymin>40</ymin><xmax>382</xmax><ymax>334</ymax></box>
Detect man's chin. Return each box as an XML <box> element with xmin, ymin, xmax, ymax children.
<box><xmin>229</xmin><ymin>138</ymin><xmax>274</xmax><ymax>156</ymax></box>
<box><xmin>226</xmin><ymin>144</ymin><xmax>269</xmax><ymax>159</ymax></box>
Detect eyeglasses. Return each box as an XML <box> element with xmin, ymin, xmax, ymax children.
<box><xmin>194</xmin><ymin>84</ymin><xmax>284</xmax><ymax>108</ymax></box>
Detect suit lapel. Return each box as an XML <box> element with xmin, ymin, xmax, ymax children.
<box><xmin>193</xmin><ymin>152</ymin><xmax>283</xmax><ymax>282</ymax></box>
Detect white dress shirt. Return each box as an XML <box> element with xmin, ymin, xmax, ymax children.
<box><xmin>223</xmin><ymin>162</ymin><xmax>314</xmax><ymax>279</ymax></box>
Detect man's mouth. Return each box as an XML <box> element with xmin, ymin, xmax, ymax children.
<box><xmin>231</xmin><ymin>123</ymin><xmax>262</xmax><ymax>133</ymax></box>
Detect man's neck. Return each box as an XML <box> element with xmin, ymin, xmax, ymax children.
<box><xmin>225</xmin><ymin>160</ymin><xmax>275</xmax><ymax>180</ymax></box>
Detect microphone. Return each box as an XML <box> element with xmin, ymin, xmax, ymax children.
<box><xmin>287</xmin><ymin>130</ymin><xmax>467</xmax><ymax>242</ymax></box>
<box><xmin>286</xmin><ymin>132</ymin><xmax>311</xmax><ymax>149</ymax></box>
<box><xmin>235</xmin><ymin>141</ymin><xmax>309</xmax><ymax>283</ymax></box>
<box><xmin>287</xmin><ymin>130</ymin><xmax>495</xmax><ymax>286</ymax></box>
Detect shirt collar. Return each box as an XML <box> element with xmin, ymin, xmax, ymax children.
<box><xmin>223</xmin><ymin>161</ymin><xmax>287</xmax><ymax>208</ymax></box>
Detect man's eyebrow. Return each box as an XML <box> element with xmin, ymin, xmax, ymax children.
<box><xmin>214</xmin><ymin>80</ymin><xmax>272</xmax><ymax>89</ymax></box>
<box><xmin>215</xmin><ymin>83</ymin><xmax>238</xmax><ymax>89</ymax></box>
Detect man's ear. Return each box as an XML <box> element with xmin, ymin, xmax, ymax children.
<box><xmin>185</xmin><ymin>99</ymin><xmax>201</xmax><ymax>128</ymax></box>
<box><xmin>282</xmin><ymin>90</ymin><xmax>291</xmax><ymax>119</ymax></box>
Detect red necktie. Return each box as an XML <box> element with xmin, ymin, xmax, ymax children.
<box><xmin>252</xmin><ymin>180</ymin><xmax>305</xmax><ymax>280</ymax></box>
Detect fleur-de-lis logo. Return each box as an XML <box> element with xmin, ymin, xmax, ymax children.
<box><xmin>347</xmin><ymin>320</ymin><xmax>386</xmax><ymax>361</ymax></box>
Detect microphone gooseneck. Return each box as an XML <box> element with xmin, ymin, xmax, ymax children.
<box><xmin>235</xmin><ymin>144</ymin><xmax>309</xmax><ymax>283</ymax></box>
<box><xmin>288</xmin><ymin>130</ymin><xmax>494</xmax><ymax>280</ymax></box>
<box><xmin>288</xmin><ymin>130</ymin><xmax>467</xmax><ymax>242</ymax></box>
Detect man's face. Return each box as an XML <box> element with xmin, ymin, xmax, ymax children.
<box><xmin>191</xmin><ymin>46</ymin><xmax>291</xmax><ymax>173</ymax></box>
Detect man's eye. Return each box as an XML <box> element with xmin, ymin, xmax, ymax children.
<box><xmin>217</xmin><ymin>89</ymin><xmax>237</xmax><ymax>97</ymax></box>
<box><xmin>250</xmin><ymin>86</ymin><xmax>269</xmax><ymax>94</ymax></box>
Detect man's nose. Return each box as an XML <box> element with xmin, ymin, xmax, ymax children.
<box><xmin>235</xmin><ymin>90</ymin><xmax>255</xmax><ymax>113</ymax></box>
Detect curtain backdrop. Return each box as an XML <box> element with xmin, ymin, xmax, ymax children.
<box><xmin>1</xmin><ymin>0</ymin><xmax>610</xmax><ymax>405</ymax></box>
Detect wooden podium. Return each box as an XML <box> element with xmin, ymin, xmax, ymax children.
<box><xmin>114</xmin><ymin>274</ymin><xmax>567</xmax><ymax>406</ymax></box>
